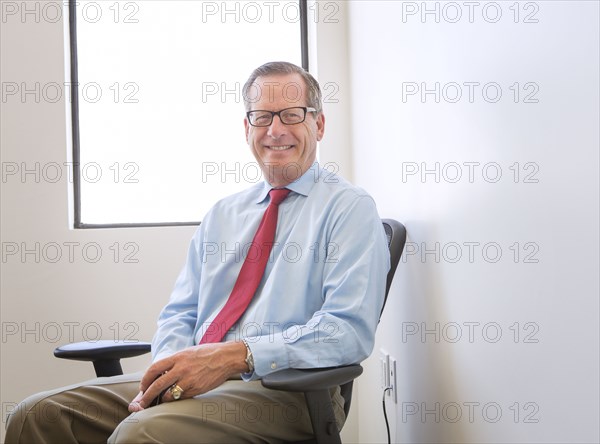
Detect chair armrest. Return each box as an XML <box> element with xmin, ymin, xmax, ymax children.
<box><xmin>261</xmin><ymin>364</ymin><xmax>363</xmax><ymax>392</ymax></box>
<box><xmin>54</xmin><ymin>340</ymin><xmax>151</xmax><ymax>377</ymax></box>
<box><xmin>54</xmin><ymin>340</ymin><xmax>152</xmax><ymax>361</ymax></box>
<box><xmin>262</xmin><ymin>365</ymin><xmax>363</xmax><ymax>444</ymax></box>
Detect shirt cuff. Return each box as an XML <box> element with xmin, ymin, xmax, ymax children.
<box><xmin>241</xmin><ymin>333</ymin><xmax>288</xmax><ymax>380</ymax></box>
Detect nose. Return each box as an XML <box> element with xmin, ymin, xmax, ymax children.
<box><xmin>267</xmin><ymin>114</ymin><xmax>287</xmax><ymax>138</ymax></box>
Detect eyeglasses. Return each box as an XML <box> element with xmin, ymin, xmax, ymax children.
<box><xmin>246</xmin><ymin>107</ymin><xmax>317</xmax><ymax>127</ymax></box>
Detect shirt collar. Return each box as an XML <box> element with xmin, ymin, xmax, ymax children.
<box><xmin>255</xmin><ymin>162</ymin><xmax>321</xmax><ymax>204</ymax></box>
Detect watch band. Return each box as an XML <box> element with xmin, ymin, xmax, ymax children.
<box><xmin>241</xmin><ymin>339</ymin><xmax>254</xmax><ymax>373</ymax></box>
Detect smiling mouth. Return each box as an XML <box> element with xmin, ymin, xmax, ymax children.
<box><xmin>266</xmin><ymin>145</ymin><xmax>293</xmax><ymax>151</ymax></box>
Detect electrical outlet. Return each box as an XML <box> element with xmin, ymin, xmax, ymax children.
<box><xmin>380</xmin><ymin>348</ymin><xmax>397</xmax><ymax>403</ymax></box>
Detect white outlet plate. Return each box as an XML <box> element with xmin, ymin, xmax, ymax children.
<box><xmin>380</xmin><ymin>348</ymin><xmax>397</xmax><ymax>403</ymax></box>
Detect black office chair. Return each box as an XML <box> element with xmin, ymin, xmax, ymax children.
<box><xmin>54</xmin><ymin>219</ymin><xmax>407</xmax><ymax>444</ymax></box>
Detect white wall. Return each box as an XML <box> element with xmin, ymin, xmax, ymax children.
<box><xmin>343</xmin><ymin>1</ymin><xmax>599</xmax><ymax>442</ymax></box>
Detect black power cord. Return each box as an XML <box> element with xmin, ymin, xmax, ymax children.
<box><xmin>382</xmin><ymin>386</ymin><xmax>392</xmax><ymax>444</ymax></box>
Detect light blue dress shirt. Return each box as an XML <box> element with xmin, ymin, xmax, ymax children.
<box><xmin>152</xmin><ymin>162</ymin><xmax>390</xmax><ymax>379</ymax></box>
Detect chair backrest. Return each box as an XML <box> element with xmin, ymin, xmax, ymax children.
<box><xmin>340</xmin><ymin>219</ymin><xmax>406</xmax><ymax>417</ymax></box>
<box><xmin>381</xmin><ymin>218</ymin><xmax>407</xmax><ymax>317</ymax></box>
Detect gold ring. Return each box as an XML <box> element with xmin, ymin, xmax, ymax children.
<box><xmin>169</xmin><ymin>384</ymin><xmax>184</xmax><ymax>400</ymax></box>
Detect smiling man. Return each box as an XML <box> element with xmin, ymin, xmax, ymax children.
<box><xmin>244</xmin><ymin>69</ymin><xmax>324</xmax><ymax>188</ymax></box>
<box><xmin>6</xmin><ymin>62</ymin><xmax>390</xmax><ymax>443</ymax></box>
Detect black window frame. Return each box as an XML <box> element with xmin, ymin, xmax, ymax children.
<box><xmin>69</xmin><ymin>0</ymin><xmax>309</xmax><ymax>229</ymax></box>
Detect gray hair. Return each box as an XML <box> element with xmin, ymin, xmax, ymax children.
<box><xmin>242</xmin><ymin>61</ymin><xmax>323</xmax><ymax>113</ymax></box>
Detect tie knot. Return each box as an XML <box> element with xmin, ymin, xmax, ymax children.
<box><xmin>269</xmin><ymin>188</ymin><xmax>290</xmax><ymax>206</ymax></box>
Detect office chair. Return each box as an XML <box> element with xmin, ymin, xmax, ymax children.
<box><xmin>54</xmin><ymin>219</ymin><xmax>407</xmax><ymax>444</ymax></box>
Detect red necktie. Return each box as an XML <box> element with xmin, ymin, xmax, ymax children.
<box><xmin>199</xmin><ymin>188</ymin><xmax>291</xmax><ymax>344</ymax></box>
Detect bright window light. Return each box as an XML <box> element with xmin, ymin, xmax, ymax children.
<box><xmin>74</xmin><ymin>1</ymin><xmax>303</xmax><ymax>225</ymax></box>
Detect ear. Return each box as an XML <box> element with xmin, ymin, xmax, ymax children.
<box><xmin>244</xmin><ymin>117</ymin><xmax>250</xmax><ymax>143</ymax></box>
<box><xmin>315</xmin><ymin>112</ymin><xmax>325</xmax><ymax>141</ymax></box>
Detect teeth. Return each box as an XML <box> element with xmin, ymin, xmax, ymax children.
<box><xmin>268</xmin><ymin>145</ymin><xmax>292</xmax><ymax>151</ymax></box>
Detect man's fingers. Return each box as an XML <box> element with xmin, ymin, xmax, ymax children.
<box><xmin>139</xmin><ymin>359</ymin><xmax>172</xmax><ymax>392</ymax></box>
<box><xmin>128</xmin><ymin>378</ymin><xmax>187</xmax><ymax>412</ymax></box>
<box><xmin>140</xmin><ymin>374</ymin><xmax>176</xmax><ymax>407</ymax></box>
<box><xmin>128</xmin><ymin>391</ymin><xmax>144</xmax><ymax>412</ymax></box>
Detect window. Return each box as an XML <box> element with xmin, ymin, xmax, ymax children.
<box><xmin>70</xmin><ymin>0</ymin><xmax>308</xmax><ymax>227</ymax></box>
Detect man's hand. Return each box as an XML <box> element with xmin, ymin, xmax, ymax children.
<box><xmin>128</xmin><ymin>341</ymin><xmax>248</xmax><ymax>412</ymax></box>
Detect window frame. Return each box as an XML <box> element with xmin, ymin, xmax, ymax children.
<box><xmin>69</xmin><ymin>0</ymin><xmax>310</xmax><ymax>229</ymax></box>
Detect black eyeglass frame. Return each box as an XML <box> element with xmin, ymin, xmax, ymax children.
<box><xmin>246</xmin><ymin>106</ymin><xmax>318</xmax><ymax>127</ymax></box>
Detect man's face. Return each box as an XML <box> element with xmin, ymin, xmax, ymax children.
<box><xmin>244</xmin><ymin>73</ymin><xmax>325</xmax><ymax>187</ymax></box>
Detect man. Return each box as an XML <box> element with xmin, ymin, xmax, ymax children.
<box><xmin>6</xmin><ymin>61</ymin><xmax>389</xmax><ymax>443</ymax></box>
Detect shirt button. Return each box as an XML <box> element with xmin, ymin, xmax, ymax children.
<box><xmin>271</xmin><ymin>362</ymin><xmax>277</xmax><ymax>369</ymax></box>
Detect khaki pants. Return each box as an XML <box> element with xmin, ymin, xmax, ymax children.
<box><xmin>5</xmin><ymin>373</ymin><xmax>345</xmax><ymax>443</ymax></box>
